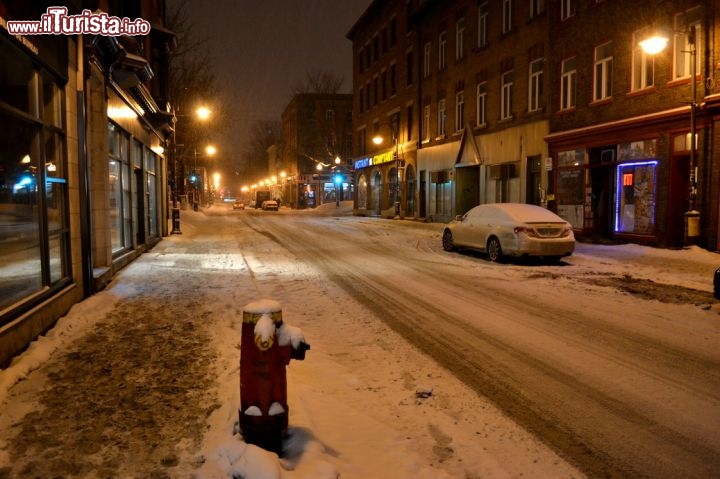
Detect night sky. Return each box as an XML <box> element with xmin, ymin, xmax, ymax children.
<box><xmin>174</xmin><ymin>0</ymin><xmax>372</xmax><ymax>172</ymax></box>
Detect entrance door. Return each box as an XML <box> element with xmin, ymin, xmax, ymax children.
<box><xmin>667</xmin><ymin>155</ymin><xmax>690</xmax><ymax>247</ymax></box>
<box><xmin>589</xmin><ymin>166</ymin><xmax>612</xmax><ymax>236</ymax></box>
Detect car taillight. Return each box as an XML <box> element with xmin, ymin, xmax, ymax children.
<box><xmin>513</xmin><ymin>226</ymin><xmax>537</xmax><ymax>237</ymax></box>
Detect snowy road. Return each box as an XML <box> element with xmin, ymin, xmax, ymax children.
<box><xmin>1</xmin><ymin>203</ymin><xmax>717</xmax><ymax>479</ymax></box>
<box><xmin>236</xmin><ymin>206</ymin><xmax>719</xmax><ymax>479</ymax></box>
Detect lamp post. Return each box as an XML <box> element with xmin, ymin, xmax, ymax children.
<box><xmin>640</xmin><ymin>24</ymin><xmax>699</xmax><ymax>247</ymax></box>
<box><xmin>171</xmin><ymin>106</ymin><xmax>213</xmax><ymax>233</ymax></box>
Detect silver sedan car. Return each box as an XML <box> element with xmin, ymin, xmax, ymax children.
<box><xmin>442</xmin><ymin>203</ymin><xmax>575</xmax><ymax>262</ymax></box>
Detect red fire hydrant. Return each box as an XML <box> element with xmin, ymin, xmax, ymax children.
<box><xmin>239</xmin><ymin>299</ymin><xmax>309</xmax><ymax>454</ymax></box>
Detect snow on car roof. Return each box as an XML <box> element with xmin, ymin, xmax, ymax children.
<box><xmin>485</xmin><ymin>203</ymin><xmax>566</xmax><ymax>222</ymax></box>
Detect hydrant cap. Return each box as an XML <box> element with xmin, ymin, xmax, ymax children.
<box><xmin>244</xmin><ymin>298</ymin><xmax>282</xmax><ymax>314</ymax></box>
<box><xmin>243</xmin><ymin>299</ymin><xmax>283</xmax><ymax>325</ymax></box>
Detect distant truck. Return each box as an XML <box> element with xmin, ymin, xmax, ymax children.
<box><xmin>253</xmin><ymin>190</ymin><xmax>272</xmax><ymax>209</ymax></box>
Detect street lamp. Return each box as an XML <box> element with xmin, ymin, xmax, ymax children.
<box><xmin>640</xmin><ymin>24</ymin><xmax>699</xmax><ymax>247</ymax></box>
<box><xmin>190</xmin><ymin>144</ymin><xmax>217</xmax><ymax>211</ymax></box>
<box><xmin>171</xmin><ymin>105</ymin><xmax>213</xmax><ymax>234</ymax></box>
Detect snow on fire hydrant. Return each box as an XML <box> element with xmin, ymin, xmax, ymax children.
<box><xmin>239</xmin><ymin>299</ymin><xmax>310</xmax><ymax>454</ymax></box>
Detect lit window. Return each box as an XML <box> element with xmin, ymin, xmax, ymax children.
<box><xmin>632</xmin><ymin>28</ymin><xmax>655</xmax><ymax>90</ymax></box>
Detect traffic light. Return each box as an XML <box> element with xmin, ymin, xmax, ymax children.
<box><xmin>189</xmin><ymin>171</ymin><xmax>198</xmax><ymax>183</ymax></box>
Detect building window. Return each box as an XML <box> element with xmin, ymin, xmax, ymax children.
<box><xmin>359</xmin><ymin>87</ymin><xmax>364</xmax><ymax>113</ymax></box>
<box><xmin>406</xmin><ymin>50</ymin><xmax>414</xmax><ymax>86</ymax></box>
<box><xmin>390</xmin><ymin>63</ymin><xmax>397</xmax><ymax>96</ymax></box>
<box><xmin>391</xmin><ymin>16</ymin><xmax>397</xmax><ymax>46</ymax></box>
<box><xmin>438</xmin><ymin>31</ymin><xmax>447</xmax><ymax>70</ymax></box>
<box><xmin>530</xmin><ymin>0</ymin><xmax>545</xmax><ymax>18</ymax></box>
<box><xmin>407</xmin><ymin>105</ymin><xmax>414</xmax><ymax>141</ymax></box>
<box><xmin>478</xmin><ymin>2</ymin><xmax>488</xmax><ymax>48</ymax></box>
<box><xmin>501</xmin><ymin>70</ymin><xmax>513</xmax><ymax>120</ymax></box>
<box><xmin>560</xmin><ymin>0</ymin><xmax>576</xmax><ymax>20</ymax></box>
<box><xmin>455</xmin><ymin>17</ymin><xmax>465</xmax><ymax>60</ymax></box>
<box><xmin>528</xmin><ymin>58</ymin><xmax>543</xmax><ymax>112</ymax></box>
<box><xmin>673</xmin><ymin>14</ymin><xmax>702</xmax><ymax>80</ymax></box>
<box><xmin>424</xmin><ymin>42</ymin><xmax>431</xmax><ymax>78</ymax></box>
<box><xmin>455</xmin><ymin>91</ymin><xmax>465</xmax><ymax>132</ymax></box>
<box><xmin>381</xmin><ymin>69</ymin><xmax>387</xmax><ymax>101</ymax></box>
<box><xmin>0</xmin><ymin>39</ymin><xmax>70</xmax><ymax>315</ymax></box>
<box><xmin>502</xmin><ymin>0</ymin><xmax>513</xmax><ymax>34</ymax></box>
<box><xmin>632</xmin><ymin>29</ymin><xmax>655</xmax><ymax>91</ymax></box>
<box><xmin>109</xmin><ymin>123</ymin><xmax>133</xmax><ymax>252</ymax></box>
<box><xmin>373</xmin><ymin>75</ymin><xmax>379</xmax><ymax>106</ymax></box>
<box><xmin>438</xmin><ymin>98</ymin><xmax>446</xmax><ymax>137</ymax></box>
<box><xmin>476</xmin><ymin>82</ymin><xmax>487</xmax><ymax>126</ymax></box>
<box><xmin>365</xmin><ymin>81</ymin><xmax>371</xmax><ymax>110</ymax></box>
<box><xmin>560</xmin><ymin>57</ymin><xmax>577</xmax><ymax>110</ymax></box>
<box><xmin>358</xmin><ymin>128</ymin><xmax>367</xmax><ymax>155</ymax></box>
<box><xmin>594</xmin><ymin>42</ymin><xmax>613</xmax><ymax>101</ymax></box>
<box><xmin>325</xmin><ymin>109</ymin><xmax>335</xmax><ymax>122</ymax></box>
<box><xmin>424</xmin><ymin>104</ymin><xmax>431</xmax><ymax>142</ymax></box>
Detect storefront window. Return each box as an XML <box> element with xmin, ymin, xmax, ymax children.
<box><xmin>146</xmin><ymin>150</ymin><xmax>158</xmax><ymax>237</ymax></box>
<box><xmin>429</xmin><ymin>169</ymin><xmax>452</xmax><ymax>219</ymax></box>
<box><xmin>615</xmin><ymin>161</ymin><xmax>657</xmax><ymax>235</ymax></box>
<box><xmin>555</xmin><ymin>149</ymin><xmax>586</xmax><ymax>228</ymax></box>
<box><xmin>109</xmin><ymin>123</ymin><xmax>133</xmax><ymax>253</ymax></box>
<box><xmin>0</xmin><ymin>35</ymin><xmax>69</xmax><ymax>318</ymax></box>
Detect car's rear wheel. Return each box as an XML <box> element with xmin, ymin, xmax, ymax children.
<box><xmin>487</xmin><ymin>237</ymin><xmax>503</xmax><ymax>262</ymax></box>
<box><xmin>442</xmin><ymin>230</ymin><xmax>455</xmax><ymax>251</ymax></box>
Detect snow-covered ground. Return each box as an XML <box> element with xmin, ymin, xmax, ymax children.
<box><xmin>0</xmin><ymin>202</ymin><xmax>717</xmax><ymax>479</ymax></box>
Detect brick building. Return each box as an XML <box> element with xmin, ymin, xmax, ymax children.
<box><xmin>347</xmin><ymin>0</ymin><xmax>421</xmax><ymax>218</ymax></box>
<box><xmin>347</xmin><ymin>0</ymin><xmax>720</xmax><ymax>250</ymax></box>
<box><xmin>277</xmin><ymin>93</ymin><xmax>353</xmax><ymax>209</ymax></box>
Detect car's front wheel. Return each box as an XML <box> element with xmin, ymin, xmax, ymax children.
<box><xmin>487</xmin><ymin>237</ymin><xmax>503</xmax><ymax>262</ymax></box>
<box><xmin>442</xmin><ymin>229</ymin><xmax>455</xmax><ymax>251</ymax></box>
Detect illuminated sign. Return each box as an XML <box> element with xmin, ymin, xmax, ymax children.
<box><xmin>354</xmin><ymin>151</ymin><xmax>396</xmax><ymax>169</ymax></box>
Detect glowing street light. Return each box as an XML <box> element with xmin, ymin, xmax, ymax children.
<box><xmin>640</xmin><ymin>24</ymin><xmax>699</xmax><ymax>246</ymax></box>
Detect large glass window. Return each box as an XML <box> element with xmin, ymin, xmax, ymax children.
<box><xmin>108</xmin><ymin>123</ymin><xmax>133</xmax><ymax>253</ymax></box>
<box><xmin>146</xmin><ymin>151</ymin><xmax>158</xmax><ymax>237</ymax></box>
<box><xmin>615</xmin><ymin>161</ymin><xmax>658</xmax><ymax>235</ymax></box>
<box><xmin>0</xmin><ymin>36</ymin><xmax>70</xmax><ymax>317</ymax></box>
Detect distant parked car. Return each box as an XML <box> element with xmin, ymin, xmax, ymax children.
<box><xmin>232</xmin><ymin>200</ymin><xmax>245</xmax><ymax>210</ymax></box>
<box><xmin>441</xmin><ymin>203</ymin><xmax>575</xmax><ymax>262</ymax></box>
<box><xmin>261</xmin><ymin>200</ymin><xmax>279</xmax><ymax>211</ymax></box>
